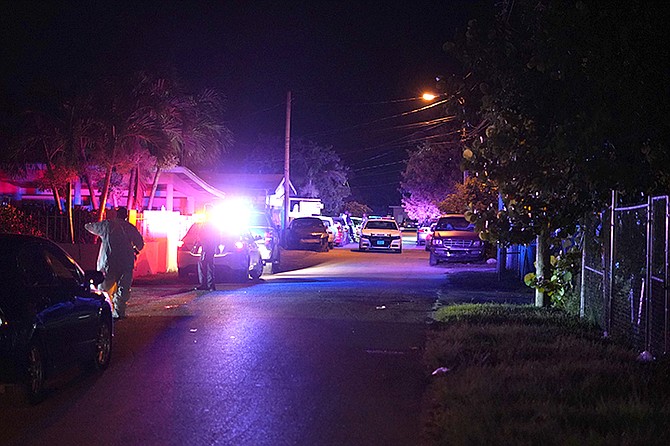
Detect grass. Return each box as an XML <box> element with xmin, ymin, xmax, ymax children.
<box><xmin>421</xmin><ymin>304</ymin><xmax>670</xmax><ymax>445</ymax></box>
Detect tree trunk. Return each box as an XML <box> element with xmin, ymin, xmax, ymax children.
<box><xmin>147</xmin><ymin>167</ymin><xmax>161</xmax><ymax>211</ymax></box>
<box><xmin>534</xmin><ymin>229</ymin><xmax>550</xmax><ymax>307</ymax></box>
<box><xmin>98</xmin><ymin>164</ymin><xmax>113</xmax><ymax>221</ymax></box>
<box><xmin>126</xmin><ymin>167</ymin><xmax>136</xmax><ymax>210</ymax></box>
<box><xmin>81</xmin><ymin>171</ymin><xmax>98</xmax><ymax>210</ymax></box>
<box><xmin>66</xmin><ymin>181</ymin><xmax>74</xmax><ymax>243</ymax></box>
<box><xmin>134</xmin><ymin>165</ymin><xmax>142</xmax><ymax>211</ymax></box>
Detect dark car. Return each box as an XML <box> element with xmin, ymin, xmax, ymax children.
<box><xmin>0</xmin><ymin>234</ymin><xmax>114</xmax><ymax>402</ymax></box>
<box><xmin>177</xmin><ymin>224</ymin><xmax>264</xmax><ymax>282</ymax></box>
<box><xmin>284</xmin><ymin>217</ymin><xmax>330</xmax><ymax>251</ymax></box>
<box><xmin>429</xmin><ymin>214</ymin><xmax>485</xmax><ymax>265</ymax></box>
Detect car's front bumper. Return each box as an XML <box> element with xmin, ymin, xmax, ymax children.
<box><xmin>359</xmin><ymin>236</ymin><xmax>402</xmax><ymax>251</ymax></box>
<box><xmin>431</xmin><ymin>246</ymin><xmax>484</xmax><ymax>262</ymax></box>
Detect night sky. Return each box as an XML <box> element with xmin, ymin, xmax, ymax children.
<box><xmin>1</xmin><ymin>1</ymin><xmax>488</xmax><ymax>212</ymax></box>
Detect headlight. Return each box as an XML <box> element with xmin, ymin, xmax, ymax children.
<box><xmin>433</xmin><ymin>239</ymin><xmax>443</xmax><ymax>246</ymax></box>
<box><xmin>472</xmin><ymin>240</ymin><xmax>483</xmax><ymax>247</ymax></box>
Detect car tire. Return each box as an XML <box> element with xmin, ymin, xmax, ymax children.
<box><xmin>90</xmin><ymin>318</ymin><xmax>112</xmax><ymax>371</ymax></box>
<box><xmin>429</xmin><ymin>251</ymin><xmax>438</xmax><ymax>266</ymax></box>
<box><xmin>250</xmin><ymin>261</ymin><xmax>263</xmax><ymax>280</ymax></box>
<box><xmin>396</xmin><ymin>248</ymin><xmax>402</xmax><ymax>254</ymax></box>
<box><xmin>26</xmin><ymin>340</ymin><xmax>46</xmax><ymax>404</ymax></box>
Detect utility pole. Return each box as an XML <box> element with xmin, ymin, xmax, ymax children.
<box><xmin>283</xmin><ymin>91</ymin><xmax>292</xmax><ymax>230</ymax></box>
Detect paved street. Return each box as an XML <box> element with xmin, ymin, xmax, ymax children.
<box><xmin>1</xmin><ymin>242</ymin><xmax>531</xmax><ymax>446</ymax></box>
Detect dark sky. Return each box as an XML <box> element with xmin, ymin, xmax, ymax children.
<box><xmin>0</xmin><ymin>0</ymin><xmax>487</xmax><ymax>212</ymax></box>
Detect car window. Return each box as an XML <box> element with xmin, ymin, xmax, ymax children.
<box><xmin>16</xmin><ymin>245</ymin><xmax>55</xmax><ymax>287</ymax></box>
<box><xmin>292</xmin><ymin>218</ymin><xmax>322</xmax><ymax>229</ymax></box>
<box><xmin>43</xmin><ymin>245</ymin><xmax>83</xmax><ymax>284</ymax></box>
<box><xmin>435</xmin><ymin>217</ymin><xmax>474</xmax><ymax>231</ymax></box>
<box><xmin>365</xmin><ymin>220</ymin><xmax>398</xmax><ymax>230</ymax></box>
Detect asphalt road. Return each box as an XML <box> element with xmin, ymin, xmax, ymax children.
<box><xmin>1</xmin><ymin>241</ymin><xmax>530</xmax><ymax>445</ymax></box>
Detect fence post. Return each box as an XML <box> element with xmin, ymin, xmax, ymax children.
<box><xmin>638</xmin><ymin>195</ymin><xmax>654</xmax><ymax>362</ymax></box>
<box><xmin>604</xmin><ymin>190</ymin><xmax>616</xmax><ymax>338</ymax></box>
<box><xmin>580</xmin><ymin>228</ymin><xmax>586</xmax><ymax>319</ymax></box>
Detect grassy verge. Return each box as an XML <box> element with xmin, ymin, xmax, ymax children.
<box><xmin>421</xmin><ymin>304</ymin><xmax>670</xmax><ymax>445</ymax></box>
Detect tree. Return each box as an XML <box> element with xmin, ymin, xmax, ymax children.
<box><xmin>441</xmin><ymin>1</ymin><xmax>670</xmax><ymax>306</ymax></box>
<box><xmin>90</xmin><ymin>73</ymin><xmax>172</xmax><ymax>219</ymax></box>
<box><xmin>243</xmin><ymin>137</ymin><xmax>351</xmax><ymax>215</ymax></box>
<box><xmin>439</xmin><ymin>176</ymin><xmax>497</xmax><ymax>215</ymax></box>
<box><xmin>400</xmin><ymin>142</ymin><xmax>462</xmax><ymax>222</ymax></box>
<box><xmin>343</xmin><ymin>201</ymin><xmax>373</xmax><ymax>217</ymax></box>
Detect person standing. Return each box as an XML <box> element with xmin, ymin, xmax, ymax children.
<box><xmin>85</xmin><ymin>207</ymin><xmax>144</xmax><ymax>319</ymax></box>
<box><xmin>196</xmin><ymin>212</ymin><xmax>219</xmax><ymax>291</ymax></box>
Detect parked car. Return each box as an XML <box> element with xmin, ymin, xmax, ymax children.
<box><xmin>248</xmin><ymin>211</ymin><xmax>281</xmax><ymax>273</ymax></box>
<box><xmin>284</xmin><ymin>216</ymin><xmax>330</xmax><ymax>251</ymax></box>
<box><xmin>0</xmin><ymin>234</ymin><xmax>114</xmax><ymax>402</ymax></box>
<box><xmin>177</xmin><ymin>223</ymin><xmax>264</xmax><ymax>282</ymax></box>
<box><xmin>316</xmin><ymin>216</ymin><xmax>336</xmax><ymax>248</ymax></box>
<box><xmin>428</xmin><ymin>214</ymin><xmax>485</xmax><ymax>265</ymax></box>
<box><xmin>332</xmin><ymin>216</ymin><xmax>350</xmax><ymax>246</ymax></box>
<box><xmin>359</xmin><ymin>217</ymin><xmax>403</xmax><ymax>253</ymax></box>
<box><xmin>349</xmin><ymin>216</ymin><xmax>363</xmax><ymax>243</ymax></box>
<box><xmin>424</xmin><ymin>222</ymin><xmax>437</xmax><ymax>251</ymax></box>
<box><xmin>416</xmin><ymin>219</ymin><xmax>437</xmax><ymax>246</ymax></box>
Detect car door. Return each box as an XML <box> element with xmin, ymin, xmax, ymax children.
<box><xmin>41</xmin><ymin>244</ymin><xmax>102</xmax><ymax>359</ymax></box>
<box><xmin>16</xmin><ymin>243</ymin><xmax>77</xmax><ymax>371</ymax></box>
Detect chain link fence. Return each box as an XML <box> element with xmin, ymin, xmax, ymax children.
<box><xmin>581</xmin><ymin>193</ymin><xmax>669</xmax><ymax>358</ymax></box>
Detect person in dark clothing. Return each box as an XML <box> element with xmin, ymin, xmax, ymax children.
<box><xmin>196</xmin><ymin>214</ymin><xmax>220</xmax><ymax>291</ymax></box>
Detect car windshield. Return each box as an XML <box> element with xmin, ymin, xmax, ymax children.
<box><xmin>365</xmin><ymin>220</ymin><xmax>398</xmax><ymax>230</ymax></box>
<box><xmin>434</xmin><ymin>217</ymin><xmax>474</xmax><ymax>231</ymax></box>
<box><xmin>293</xmin><ymin>218</ymin><xmax>323</xmax><ymax>229</ymax></box>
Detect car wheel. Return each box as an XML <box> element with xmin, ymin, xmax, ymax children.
<box><xmin>26</xmin><ymin>341</ymin><xmax>46</xmax><ymax>404</ymax></box>
<box><xmin>396</xmin><ymin>248</ymin><xmax>402</xmax><ymax>254</ymax></box>
<box><xmin>271</xmin><ymin>261</ymin><xmax>282</xmax><ymax>274</ymax></box>
<box><xmin>250</xmin><ymin>261</ymin><xmax>263</xmax><ymax>280</ymax></box>
<box><xmin>429</xmin><ymin>251</ymin><xmax>438</xmax><ymax>266</ymax></box>
<box><xmin>91</xmin><ymin>318</ymin><xmax>113</xmax><ymax>371</ymax></box>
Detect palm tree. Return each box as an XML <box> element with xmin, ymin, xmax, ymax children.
<box><xmin>145</xmin><ymin>84</ymin><xmax>233</xmax><ymax>210</ymax></box>
<box><xmin>91</xmin><ymin>73</ymin><xmax>170</xmax><ymax>220</ymax></box>
<box><xmin>14</xmin><ymin>94</ymin><xmax>100</xmax><ymax>242</ymax></box>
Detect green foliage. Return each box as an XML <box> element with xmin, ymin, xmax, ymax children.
<box><xmin>438</xmin><ymin>176</ymin><xmax>497</xmax><ymax>215</ymax></box>
<box><xmin>0</xmin><ymin>204</ymin><xmax>43</xmax><ymax>236</ymax></box>
<box><xmin>439</xmin><ymin>1</ymin><xmax>670</xmax><ymax>247</ymax></box>
<box><xmin>523</xmin><ymin>248</ymin><xmax>581</xmax><ymax>308</ymax></box>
